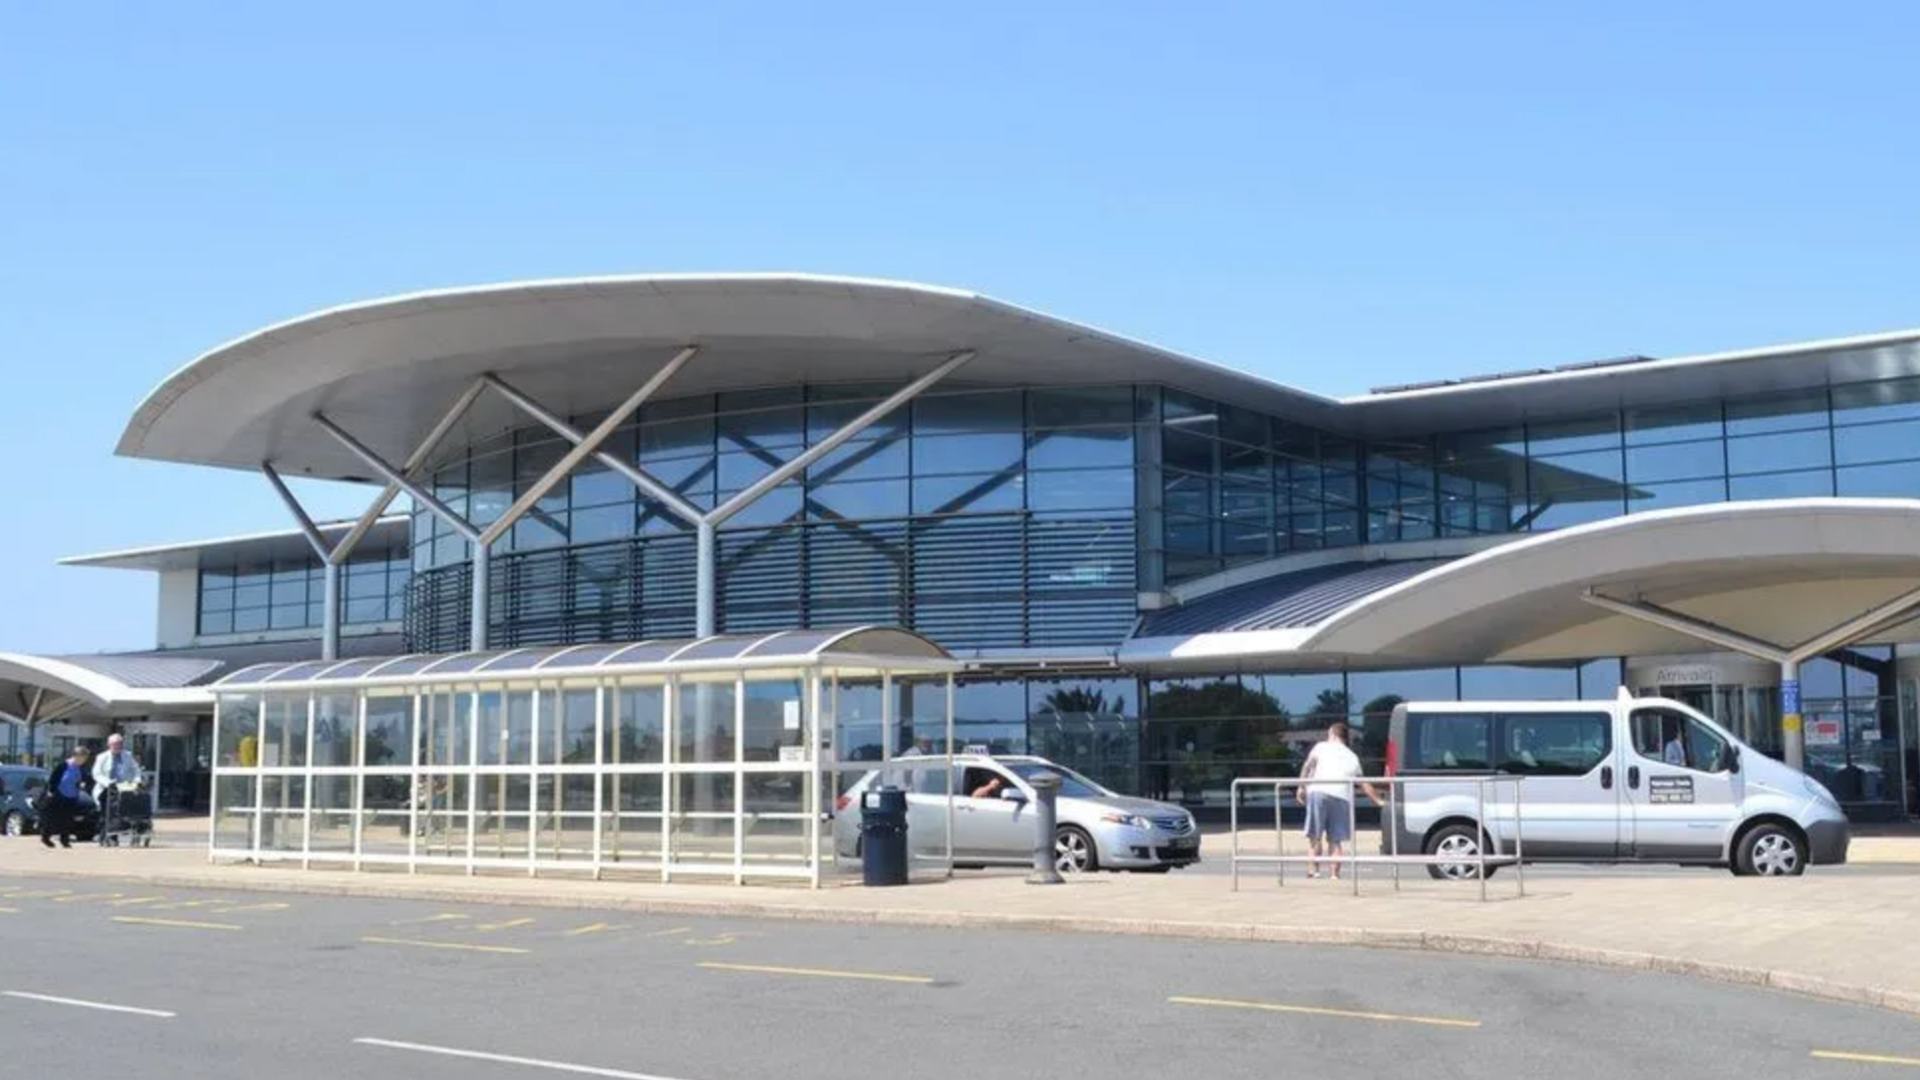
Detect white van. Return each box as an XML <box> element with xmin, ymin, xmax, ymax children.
<box><xmin>1383</xmin><ymin>690</ymin><xmax>1850</xmax><ymax>878</ymax></box>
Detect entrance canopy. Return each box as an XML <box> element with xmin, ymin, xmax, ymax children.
<box><xmin>0</xmin><ymin>652</ymin><xmax>218</xmax><ymax>724</ymax></box>
<box><xmin>1124</xmin><ymin>499</ymin><xmax>1920</xmax><ymax>669</ymax></box>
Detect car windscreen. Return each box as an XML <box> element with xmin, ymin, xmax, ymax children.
<box><xmin>1003</xmin><ymin>761</ymin><xmax>1109</xmax><ymax>799</ymax></box>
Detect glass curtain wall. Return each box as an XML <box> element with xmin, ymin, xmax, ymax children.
<box><xmin>408</xmin><ymin>383</ymin><xmax>1140</xmax><ymax>652</ymax></box>
<box><xmin>198</xmin><ymin>543</ymin><xmax>408</xmax><ymax>637</ymax></box>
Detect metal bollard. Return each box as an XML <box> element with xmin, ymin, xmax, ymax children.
<box><xmin>1026</xmin><ymin>773</ymin><xmax>1064</xmax><ymax>885</ymax></box>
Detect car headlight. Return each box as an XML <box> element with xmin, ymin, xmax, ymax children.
<box><xmin>1100</xmin><ymin>812</ymin><xmax>1152</xmax><ymax>830</ymax></box>
<box><xmin>1804</xmin><ymin>777</ymin><xmax>1840</xmax><ymax>809</ymax></box>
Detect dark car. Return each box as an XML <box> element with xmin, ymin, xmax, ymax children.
<box><xmin>1</xmin><ymin>764</ymin><xmax>98</xmax><ymax>841</ymax></box>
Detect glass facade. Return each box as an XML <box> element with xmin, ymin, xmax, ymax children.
<box><xmin>407</xmin><ymin>383</ymin><xmax>1140</xmax><ymax>652</ymax></box>
<box><xmin>179</xmin><ymin>362</ymin><xmax>1920</xmax><ymax>820</ymax></box>
<box><xmin>197</xmin><ymin>542</ymin><xmax>408</xmax><ymax>637</ymax></box>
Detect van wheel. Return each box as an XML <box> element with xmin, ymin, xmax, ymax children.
<box><xmin>1735</xmin><ymin>824</ymin><xmax>1806</xmax><ymax>877</ymax></box>
<box><xmin>1425</xmin><ymin>823</ymin><xmax>1498</xmax><ymax>881</ymax></box>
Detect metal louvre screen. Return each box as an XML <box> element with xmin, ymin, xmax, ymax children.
<box><xmin>406</xmin><ymin>513</ymin><xmax>1134</xmax><ymax>652</ymax></box>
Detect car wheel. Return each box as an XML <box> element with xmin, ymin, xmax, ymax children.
<box><xmin>3</xmin><ymin>811</ymin><xmax>23</xmax><ymax>837</ymax></box>
<box><xmin>1054</xmin><ymin>826</ymin><xmax>1098</xmax><ymax>874</ymax></box>
<box><xmin>1737</xmin><ymin>824</ymin><xmax>1806</xmax><ymax>877</ymax></box>
<box><xmin>1425</xmin><ymin>823</ymin><xmax>1498</xmax><ymax>881</ymax></box>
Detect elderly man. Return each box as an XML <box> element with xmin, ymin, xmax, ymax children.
<box><xmin>92</xmin><ymin>733</ymin><xmax>144</xmax><ymax>791</ymax></box>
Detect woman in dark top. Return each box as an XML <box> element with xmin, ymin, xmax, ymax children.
<box><xmin>41</xmin><ymin>747</ymin><xmax>93</xmax><ymax>849</ymax></box>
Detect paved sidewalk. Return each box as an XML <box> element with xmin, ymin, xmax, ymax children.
<box><xmin>8</xmin><ymin>831</ymin><xmax>1920</xmax><ymax>1016</ymax></box>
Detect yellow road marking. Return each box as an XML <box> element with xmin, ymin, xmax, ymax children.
<box><xmin>392</xmin><ymin>913</ymin><xmax>468</xmax><ymax>926</ymax></box>
<box><xmin>1813</xmin><ymin>1050</ymin><xmax>1920</xmax><ymax>1068</ymax></box>
<box><xmin>146</xmin><ymin>899</ymin><xmax>224</xmax><ymax>910</ymax></box>
<box><xmin>7</xmin><ymin>890</ymin><xmax>72</xmax><ymax>900</ymax></box>
<box><xmin>644</xmin><ymin>925</ymin><xmax>693</xmax><ymax>937</ymax></box>
<box><xmin>1169</xmin><ymin>995</ymin><xmax>1481</xmax><ymax>1030</ymax></box>
<box><xmin>474</xmin><ymin>917</ymin><xmax>535</xmax><ymax>932</ymax></box>
<box><xmin>566</xmin><ymin>922</ymin><xmax>625</xmax><ymax>936</ymax></box>
<box><xmin>112</xmin><ymin>916</ymin><xmax>243</xmax><ymax>932</ymax></box>
<box><xmin>698</xmin><ymin>961</ymin><xmax>932</xmax><ymax>985</ymax></box>
<box><xmin>212</xmin><ymin>902</ymin><xmax>291</xmax><ymax>914</ymax></box>
<box><xmin>360</xmin><ymin>936</ymin><xmax>529</xmax><ymax>955</ymax></box>
<box><xmin>0</xmin><ymin>906</ymin><xmax>19</xmax><ymax>914</ymax></box>
<box><xmin>104</xmin><ymin>896</ymin><xmax>170</xmax><ymax>907</ymax></box>
<box><xmin>53</xmin><ymin>893</ymin><xmax>126</xmax><ymax>904</ymax></box>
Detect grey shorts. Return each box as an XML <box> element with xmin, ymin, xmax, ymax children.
<box><xmin>1304</xmin><ymin>792</ymin><xmax>1353</xmax><ymax>843</ymax></box>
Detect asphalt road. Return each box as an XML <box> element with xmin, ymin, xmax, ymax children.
<box><xmin>3</xmin><ymin>876</ymin><xmax>1918</xmax><ymax>1080</ymax></box>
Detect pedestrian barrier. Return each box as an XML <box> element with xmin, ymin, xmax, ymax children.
<box><xmin>1228</xmin><ymin>775</ymin><xmax>1527</xmax><ymax>901</ymax></box>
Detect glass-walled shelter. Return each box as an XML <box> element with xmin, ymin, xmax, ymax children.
<box><xmin>209</xmin><ymin>628</ymin><xmax>960</xmax><ymax>885</ymax></box>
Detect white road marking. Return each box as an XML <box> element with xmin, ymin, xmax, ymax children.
<box><xmin>354</xmin><ymin>1037</ymin><xmax>696</xmax><ymax>1079</ymax></box>
<box><xmin>3</xmin><ymin>991</ymin><xmax>175</xmax><ymax>1018</ymax></box>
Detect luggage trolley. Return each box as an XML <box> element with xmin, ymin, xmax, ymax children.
<box><xmin>97</xmin><ymin>782</ymin><xmax>154</xmax><ymax>848</ymax></box>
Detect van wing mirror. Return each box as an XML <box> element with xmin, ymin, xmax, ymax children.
<box><xmin>1724</xmin><ymin>745</ymin><xmax>1740</xmax><ymax>774</ymax></box>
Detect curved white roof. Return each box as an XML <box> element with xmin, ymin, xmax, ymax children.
<box><xmin>1124</xmin><ymin>498</ymin><xmax>1920</xmax><ymax>668</ymax></box>
<box><xmin>117</xmin><ymin>272</ymin><xmax>1920</xmax><ymax>483</ymax></box>
<box><xmin>117</xmin><ymin>273</ymin><xmax>1341</xmax><ymax>481</ymax></box>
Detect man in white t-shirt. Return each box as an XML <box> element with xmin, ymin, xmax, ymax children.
<box><xmin>1296</xmin><ymin>722</ymin><xmax>1383</xmax><ymax>880</ymax></box>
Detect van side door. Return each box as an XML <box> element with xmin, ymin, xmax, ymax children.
<box><xmin>1622</xmin><ymin>707</ymin><xmax>1740</xmax><ymax>861</ymax></box>
<box><xmin>1491</xmin><ymin>710</ymin><xmax>1621</xmax><ymax>859</ymax></box>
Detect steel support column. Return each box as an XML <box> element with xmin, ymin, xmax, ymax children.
<box><xmin>315</xmin><ymin>412</ymin><xmax>483</xmax><ymax>647</ymax></box>
<box><xmin>263</xmin><ymin>462</ymin><xmax>343</xmax><ymax>659</ymax></box>
<box><xmin>695</xmin><ymin>520</ymin><xmax>718</xmax><ymax>637</ymax></box>
<box><xmin>707</xmin><ymin>351</ymin><xmax>974</xmax><ymax>526</ymax></box>
<box><xmin>266</xmin><ymin>382</ymin><xmax>487</xmax><ymax>657</ymax></box>
<box><xmin>483</xmin><ymin>369</ymin><xmax>706</xmax><ymax>525</ymax></box>
<box><xmin>477</xmin><ymin>347</ymin><xmax>699</xmax><ymax>549</ymax></box>
<box><xmin>1585</xmin><ymin>584</ymin><xmax>1920</xmax><ymax>772</ymax></box>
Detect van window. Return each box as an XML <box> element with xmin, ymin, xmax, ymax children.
<box><xmin>1496</xmin><ymin>712</ymin><xmax>1611</xmax><ymax>775</ymax></box>
<box><xmin>1631</xmin><ymin>710</ymin><xmax>1730</xmax><ymax>773</ymax></box>
<box><xmin>1403</xmin><ymin>713</ymin><xmax>1491</xmax><ymax>770</ymax></box>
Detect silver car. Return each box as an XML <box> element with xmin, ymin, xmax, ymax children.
<box><xmin>832</xmin><ymin>754</ymin><xmax>1201</xmax><ymax>873</ymax></box>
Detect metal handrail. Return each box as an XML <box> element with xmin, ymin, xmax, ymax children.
<box><xmin>1227</xmin><ymin>775</ymin><xmax>1528</xmax><ymax>901</ymax></box>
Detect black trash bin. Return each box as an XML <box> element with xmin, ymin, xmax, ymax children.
<box><xmin>860</xmin><ymin>786</ymin><xmax>909</xmax><ymax>886</ymax></box>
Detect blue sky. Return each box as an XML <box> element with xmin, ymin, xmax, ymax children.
<box><xmin>3</xmin><ymin>2</ymin><xmax>1917</xmax><ymax>653</ymax></box>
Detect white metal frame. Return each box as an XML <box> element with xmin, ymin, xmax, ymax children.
<box><xmin>1227</xmin><ymin>775</ymin><xmax>1527</xmax><ymax>902</ymax></box>
<box><xmin>208</xmin><ymin>647</ymin><xmax>958</xmax><ymax>886</ymax></box>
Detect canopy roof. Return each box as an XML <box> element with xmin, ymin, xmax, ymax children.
<box><xmin>216</xmin><ymin>627</ymin><xmax>959</xmax><ymax>691</ymax></box>
<box><xmin>117</xmin><ymin>272</ymin><xmax>1920</xmax><ymax>483</ymax></box>
<box><xmin>1124</xmin><ymin>499</ymin><xmax>1920</xmax><ymax>670</ymax></box>
<box><xmin>0</xmin><ymin>653</ymin><xmax>219</xmax><ymax>722</ymax></box>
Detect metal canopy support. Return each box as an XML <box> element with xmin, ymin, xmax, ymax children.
<box><xmin>264</xmin><ymin>383</ymin><xmax>489</xmax><ymax>658</ymax></box>
<box><xmin>478</xmin><ymin>347</ymin><xmax>699</xmax><ymax>548</ymax></box>
<box><xmin>263</xmin><ymin>463</ymin><xmax>343</xmax><ymax>660</ymax></box>
<box><xmin>315</xmin><ymin>411</ymin><xmax>486</xmax><ymax>647</ymax></box>
<box><xmin>1584</xmin><ymin>584</ymin><xmax>1920</xmax><ymax>771</ymax></box>
<box><xmin>483</xmin><ymin>370</ymin><xmax>706</xmax><ymax>525</ymax></box>
<box><xmin>1580</xmin><ymin>592</ymin><xmax>1787</xmax><ymax>664</ymax></box>
<box><xmin>708</xmin><ymin>351</ymin><xmax>974</xmax><ymax>527</ymax></box>
<box><xmin>314</xmin><ymin>414</ymin><xmax>481</xmax><ymax>542</ymax></box>
<box><xmin>696</xmin><ymin>351</ymin><xmax>973</xmax><ymax>634</ymax></box>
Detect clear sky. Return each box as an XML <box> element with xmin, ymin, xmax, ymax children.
<box><xmin>2</xmin><ymin>2</ymin><xmax>1917</xmax><ymax>654</ymax></box>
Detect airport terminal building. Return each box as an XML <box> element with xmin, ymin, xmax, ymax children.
<box><xmin>7</xmin><ymin>274</ymin><xmax>1920</xmax><ymax>827</ymax></box>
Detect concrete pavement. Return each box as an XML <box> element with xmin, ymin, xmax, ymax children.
<box><xmin>5</xmin><ymin>877</ymin><xmax>1920</xmax><ymax>1080</ymax></box>
<box><xmin>9</xmin><ymin>826</ymin><xmax>1920</xmax><ymax>1018</ymax></box>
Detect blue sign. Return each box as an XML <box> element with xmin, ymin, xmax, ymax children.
<box><xmin>1782</xmin><ymin>679</ymin><xmax>1801</xmax><ymax>715</ymax></box>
